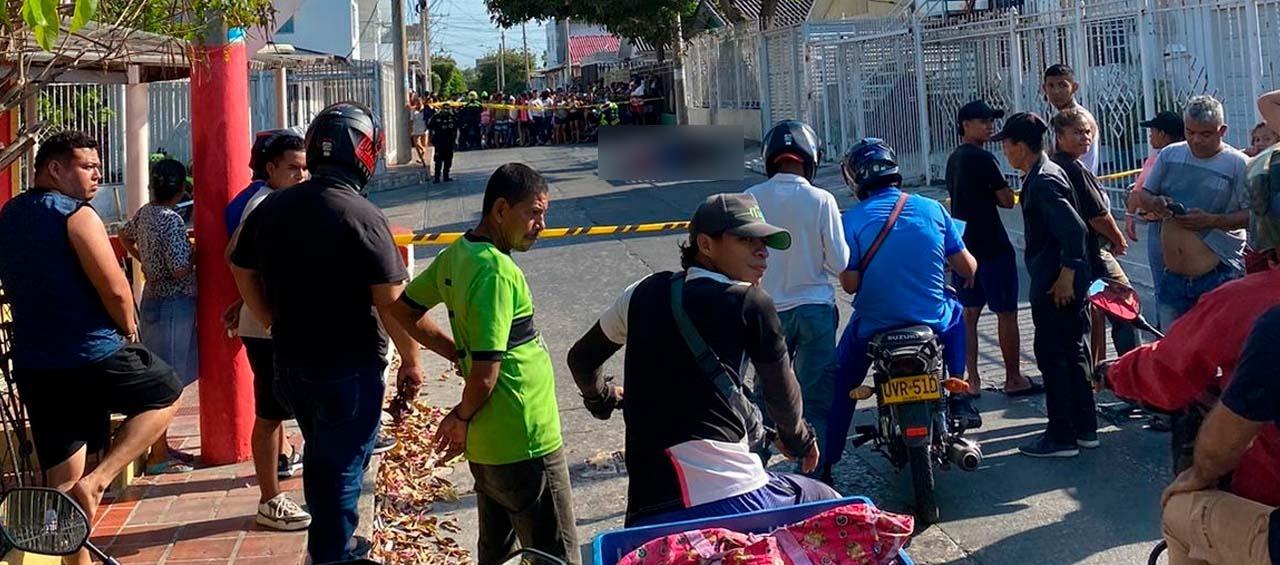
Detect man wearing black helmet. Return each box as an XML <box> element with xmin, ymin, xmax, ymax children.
<box><xmin>745</xmin><ymin>120</ymin><xmax>849</xmax><ymax>467</ymax></box>
<box><xmin>995</xmin><ymin>112</ymin><xmax>1097</xmax><ymax>458</ymax></box>
<box><xmin>230</xmin><ymin>103</ymin><xmax>458</xmax><ymax>561</ymax></box>
<box><xmin>823</xmin><ymin>138</ymin><xmax>979</xmax><ymax>482</ymax></box>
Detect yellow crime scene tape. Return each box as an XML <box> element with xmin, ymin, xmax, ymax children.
<box><xmin>425</xmin><ymin>97</ymin><xmax>664</xmax><ymax>112</ymax></box>
<box><xmin>395</xmin><ymin>220</ymin><xmax>691</xmax><ymax>247</ymax></box>
<box><xmin>397</xmin><ymin>170</ymin><xmax>1145</xmax><ymax>247</ymax></box>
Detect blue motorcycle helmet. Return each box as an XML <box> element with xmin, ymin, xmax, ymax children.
<box><xmin>841</xmin><ymin>137</ymin><xmax>902</xmax><ymax>199</ymax></box>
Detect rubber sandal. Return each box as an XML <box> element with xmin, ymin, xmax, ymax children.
<box><xmin>145</xmin><ymin>459</ymin><xmax>195</xmax><ymax>475</ymax></box>
<box><xmin>1003</xmin><ymin>381</ymin><xmax>1045</xmax><ymax>397</ymax></box>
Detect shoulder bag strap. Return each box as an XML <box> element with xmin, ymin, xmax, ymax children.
<box><xmin>857</xmin><ymin>191</ymin><xmax>910</xmax><ymax>274</ymax></box>
<box><xmin>669</xmin><ymin>273</ymin><xmax>741</xmax><ymax>400</ymax></box>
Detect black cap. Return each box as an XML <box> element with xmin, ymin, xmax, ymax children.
<box><xmin>957</xmin><ymin>100</ymin><xmax>1005</xmax><ymax>124</ymax></box>
<box><xmin>1140</xmin><ymin>111</ymin><xmax>1185</xmax><ymax>137</ymax></box>
<box><xmin>690</xmin><ymin>193</ymin><xmax>792</xmax><ymax>250</ymax></box>
<box><xmin>991</xmin><ymin>112</ymin><xmax>1049</xmax><ymax>144</ymax></box>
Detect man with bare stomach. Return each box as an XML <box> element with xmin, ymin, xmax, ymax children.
<box><xmin>1132</xmin><ymin>95</ymin><xmax>1250</xmax><ymax>326</ymax></box>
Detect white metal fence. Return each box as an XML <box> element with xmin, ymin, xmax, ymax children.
<box><xmin>686</xmin><ymin>0</ymin><xmax>1279</xmax><ymax>186</ymax></box>
<box><xmin>39</xmin><ymin>59</ymin><xmax>403</xmax><ymax>220</ymax></box>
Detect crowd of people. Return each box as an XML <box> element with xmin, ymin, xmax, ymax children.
<box><xmin>0</xmin><ymin>56</ymin><xmax>1277</xmax><ymax>565</ymax></box>
<box><xmin>406</xmin><ymin>76</ymin><xmax>666</xmax><ymax>183</ymax></box>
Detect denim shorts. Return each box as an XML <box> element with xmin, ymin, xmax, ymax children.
<box><xmin>140</xmin><ymin>293</ymin><xmax>199</xmax><ymax>386</ymax></box>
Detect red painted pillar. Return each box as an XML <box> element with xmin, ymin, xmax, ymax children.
<box><xmin>190</xmin><ymin>32</ymin><xmax>254</xmax><ymax>464</ymax></box>
<box><xmin>0</xmin><ymin>109</ymin><xmax>16</xmax><ymax>206</ymax></box>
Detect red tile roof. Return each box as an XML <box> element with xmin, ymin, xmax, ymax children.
<box><xmin>568</xmin><ymin>34</ymin><xmax>621</xmax><ymax>65</ymax></box>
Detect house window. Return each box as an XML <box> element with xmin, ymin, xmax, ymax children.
<box><xmin>278</xmin><ymin>16</ymin><xmax>295</xmax><ymax>34</ymax></box>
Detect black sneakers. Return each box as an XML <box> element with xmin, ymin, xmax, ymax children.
<box><xmin>1019</xmin><ymin>434</ymin><xmax>1080</xmax><ymax>458</ymax></box>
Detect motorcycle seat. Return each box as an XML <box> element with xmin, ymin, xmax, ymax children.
<box><xmin>869</xmin><ymin>325</ymin><xmax>936</xmax><ymax>349</ymax></box>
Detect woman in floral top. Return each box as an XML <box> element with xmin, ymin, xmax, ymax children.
<box><xmin>120</xmin><ymin>158</ymin><xmax>197</xmax><ymax>474</ymax></box>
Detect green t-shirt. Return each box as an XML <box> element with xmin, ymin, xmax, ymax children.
<box><xmin>404</xmin><ymin>232</ymin><xmax>562</xmax><ymax>465</ymax></box>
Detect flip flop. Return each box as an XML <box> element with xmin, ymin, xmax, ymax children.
<box><xmin>145</xmin><ymin>459</ymin><xmax>195</xmax><ymax>475</ymax></box>
<box><xmin>1003</xmin><ymin>381</ymin><xmax>1045</xmax><ymax>397</ymax></box>
<box><xmin>167</xmin><ymin>448</ymin><xmax>197</xmax><ymax>463</ymax></box>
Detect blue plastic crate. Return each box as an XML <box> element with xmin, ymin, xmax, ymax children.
<box><xmin>591</xmin><ymin>496</ymin><xmax>915</xmax><ymax>564</ymax></box>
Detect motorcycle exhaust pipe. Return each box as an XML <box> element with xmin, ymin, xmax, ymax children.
<box><xmin>947</xmin><ymin>438</ymin><xmax>982</xmax><ymax>471</ymax></box>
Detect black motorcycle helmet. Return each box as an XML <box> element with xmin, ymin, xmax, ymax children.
<box><xmin>762</xmin><ymin>120</ymin><xmax>820</xmax><ymax>181</ymax></box>
<box><xmin>842</xmin><ymin>137</ymin><xmax>902</xmax><ymax>199</ymax></box>
<box><xmin>305</xmin><ymin>101</ymin><xmax>384</xmax><ymax>189</ymax></box>
<box><xmin>249</xmin><ymin>128</ymin><xmax>304</xmax><ymax>181</ymax></box>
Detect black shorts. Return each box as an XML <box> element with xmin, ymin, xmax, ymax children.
<box><xmin>14</xmin><ymin>344</ymin><xmax>182</xmax><ymax>469</ymax></box>
<box><xmin>243</xmin><ymin>337</ymin><xmax>293</xmax><ymax>421</ymax></box>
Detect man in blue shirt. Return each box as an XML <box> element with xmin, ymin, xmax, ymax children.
<box><xmin>822</xmin><ymin>138</ymin><xmax>978</xmax><ymax>481</ymax></box>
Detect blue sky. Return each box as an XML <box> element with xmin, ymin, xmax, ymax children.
<box><xmin>432</xmin><ymin>0</ymin><xmax>548</xmax><ymax>69</ymax></box>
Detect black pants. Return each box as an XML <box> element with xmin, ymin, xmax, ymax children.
<box><xmin>470</xmin><ymin>447</ymin><xmax>579</xmax><ymax>565</ymax></box>
<box><xmin>1031</xmin><ymin>298</ymin><xmax>1097</xmax><ymax>443</ymax></box>
<box><xmin>433</xmin><ymin>145</ymin><xmax>454</xmax><ymax>179</ymax></box>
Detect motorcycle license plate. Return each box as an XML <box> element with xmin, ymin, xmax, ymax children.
<box><xmin>880</xmin><ymin>375</ymin><xmax>942</xmax><ymax>405</ymax></box>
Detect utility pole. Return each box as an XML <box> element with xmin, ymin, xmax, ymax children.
<box><xmin>522</xmin><ymin>22</ymin><xmax>530</xmax><ymax>91</ymax></box>
<box><xmin>390</xmin><ymin>0</ymin><xmax>410</xmax><ymax>163</ymax></box>
<box><xmin>673</xmin><ymin>13</ymin><xmax>687</xmax><ymax>124</ymax></box>
<box><xmin>420</xmin><ymin>0</ymin><xmax>431</xmax><ymax>92</ymax></box>
<box><xmin>499</xmin><ymin>28</ymin><xmax>506</xmax><ymax>93</ymax></box>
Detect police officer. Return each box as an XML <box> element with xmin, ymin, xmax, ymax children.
<box><xmin>427</xmin><ymin>103</ymin><xmax>458</xmax><ymax>183</ymax></box>
<box><xmin>600</xmin><ymin>98</ymin><xmax>620</xmax><ymax>126</ymax></box>
<box><xmin>460</xmin><ymin>91</ymin><xmax>483</xmax><ymax>150</ymax></box>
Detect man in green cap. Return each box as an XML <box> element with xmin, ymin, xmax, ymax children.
<box><xmin>566</xmin><ymin>192</ymin><xmax>835</xmax><ymax>527</ymax></box>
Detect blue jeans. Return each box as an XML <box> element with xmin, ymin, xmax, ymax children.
<box><xmin>1157</xmin><ymin>263</ymin><xmax>1240</xmax><ymax>328</ymax></box>
<box><xmin>275</xmin><ymin>363</ymin><xmax>385</xmax><ymax>563</ymax></box>
<box><xmin>775</xmin><ymin>304</ymin><xmax>838</xmax><ymax>453</ymax></box>
<box><xmin>139</xmin><ymin>293</ymin><xmax>198</xmax><ymax>386</ymax></box>
<box><xmin>824</xmin><ymin>313</ymin><xmax>966</xmax><ymax>466</ymax></box>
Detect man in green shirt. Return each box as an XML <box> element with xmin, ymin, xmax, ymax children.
<box><xmin>389</xmin><ymin>163</ymin><xmax>577</xmax><ymax>564</ymax></box>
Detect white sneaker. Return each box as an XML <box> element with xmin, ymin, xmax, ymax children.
<box><xmin>256</xmin><ymin>493</ymin><xmax>312</xmax><ymax>531</ymax></box>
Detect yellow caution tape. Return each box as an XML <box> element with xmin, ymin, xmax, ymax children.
<box><xmin>395</xmin><ymin>220</ymin><xmax>690</xmax><ymax>247</ymax></box>
<box><xmin>1097</xmin><ymin>168</ymin><xmax>1142</xmax><ymax>181</ymax></box>
<box><xmin>425</xmin><ymin>97</ymin><xmax>663</xmax><ymax>112</ymax></box>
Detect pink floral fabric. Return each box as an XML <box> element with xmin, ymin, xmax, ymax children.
<box><xmin>616</xmin><ymin>502</ymin><xmax>914</xmax><ymax>565</ymax></box>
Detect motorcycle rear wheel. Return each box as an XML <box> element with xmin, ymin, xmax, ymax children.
<box><xmin>908</xmin><ymin>445</ymin><xmax>939</xmax><ymax>524</ymax></box>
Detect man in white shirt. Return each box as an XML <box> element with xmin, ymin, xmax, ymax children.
<box><xmin>529</xmin><ymin>93</ymin><xmax>547</xmax><ymax>145</ymax></box>
<box><xmin>745</xmin><ymin>120</ymin><xmax>850</xmax><ymax>463</ymax></box>
<box><xmin>1043</xmin><ymin>64</ymin><xmax>1100</xmax><ymax>174</ymax></box>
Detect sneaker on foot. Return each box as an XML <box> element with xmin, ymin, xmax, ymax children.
<box><xmin>256</xmin><ymin>494</ymin><xmax>311</xmax><ymax>531</ymax></box>
<box><xmin>1019</xmin><ymin>434</ymin><xmax>1079</xmax><ymax>458</ymax></box>
<box><xmin>1077</xmin><ymin>431</ymin><xmax>1100</xmax><ymax>449</ymax></box>
<box><xmin>278</xmin><ymin>448</ymin><xmax>303</xmax><ymax>479</ymax></box>
<box><xmin>349</xmin><ymin>535</ymin><xmax>373</xmax><ymax>559</ymax></box>
<box><xmin>372</xmin><ymin>433</ymin><xmax>397</xmax><ymax>455</ymax></box>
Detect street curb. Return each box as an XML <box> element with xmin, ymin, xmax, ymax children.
<box><xmin>355</xmin><ymin>452</ymin><xmax>381</xmax><ymax>543</ymax></box>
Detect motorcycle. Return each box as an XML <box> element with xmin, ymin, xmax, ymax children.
<box><xmin>1085</xmin><ymin>279</ymin><xmax>1216</xmax><ymax>565</ymax></box>
<box><xmin>0</xmin><ymin>485</ymin><xmax>569</xmax><ymax>565</ymax></box>
<box><xmin>847</xmin><ymin>324</ymin><xmax>981</xmax><ymax>524</ymax></box>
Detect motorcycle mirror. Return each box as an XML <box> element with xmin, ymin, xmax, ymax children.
<box><xmin>0</xmin><ymin>487</ymin><xmax>91</xmax><ymax>556</ymax></box>
<box><xmin>499</xmin><ymin>548</ymin><xmax>567</xmax><ymax>565</ymax></box>
<box><xmin>1087</xmin><ymin>279</ymin><xmax>1141</xmax><ymax>323</ymax></box>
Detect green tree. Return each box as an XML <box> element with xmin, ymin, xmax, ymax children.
<box><xmin>0</xmin><ymin>0</ymin><xmax>272</xmax><ymax>173</ymax></box>
<box><xmin>472</xmin><ymin>48</ymin><xmax>536</xmax><ymax>95</ymax></box>
<box><xmin>430</xmin><ymin>54</ymin><xmax>468</xmax><ymax>98</ymax></box>
<box><xmin>483</xmin><ymin>0</ymin><xmax>698</xmax><ymax>55</ymax></box>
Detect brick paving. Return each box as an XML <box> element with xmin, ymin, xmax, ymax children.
<box><xmin>88</xmin><ymin>388</ymin><xmax>309</xmax><ymax>565</ymax></box>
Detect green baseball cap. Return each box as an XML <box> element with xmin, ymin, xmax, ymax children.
<box><xmin>690</xmin><ymin>193</ymin><xmax>792</xmax><ymax>250</ymax></box>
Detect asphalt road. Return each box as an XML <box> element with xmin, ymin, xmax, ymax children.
<box><xmin>371</xmin><ymin>143</ymin><xmax>1172</xmax><ymax>565</ymax></box>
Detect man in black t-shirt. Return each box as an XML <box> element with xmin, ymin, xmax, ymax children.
<box><xmin>946</xmin><ymin>100</ymin><xmax>1038</xmax><ymax>396</ymax></box>
<box><xmin>231</xmin><ymin>103</ymin><xmax>455</xmax><ymax>562</ymax></box>
<box><xmin>566</xmin><ymin>193</ymin><xmax>837</xmax><ymax>527</ymax></box>
<box><xmin>1160</xmin><ymin>307</ymin><xmax>1280</xmax><ymax>565</ymax></box>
